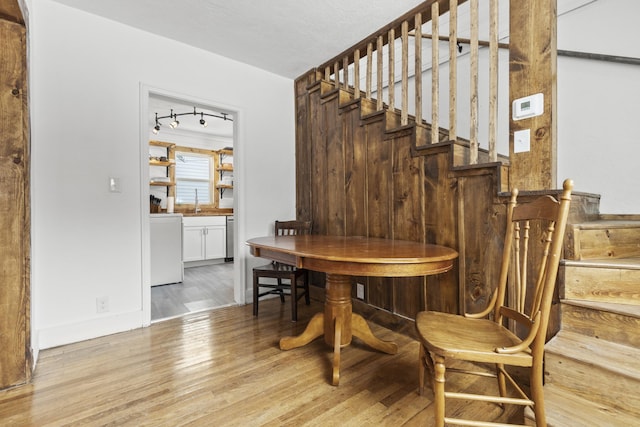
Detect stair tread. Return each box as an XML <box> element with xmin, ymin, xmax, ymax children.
<box><xmin>565</xmin><ymin>257</ymin><xmax>640</xmax><ymax>268</ymax></box>
<box><xmin>524</xmin><ymin>384</ymin><xmax>640</xmax><ymax>426</ymax></box>
<box><xmin>546</xmin><ymin>330</ymin><xmax>640</xmax><ymax>380</ymax></box>
<box><xmin>572</xmin><ymin>219</ymin><xmax>640</xmax><ymax>229</ymax></box>
<box><xmin>563</xmin><ymin>257</ymin><xmax>640</xmax><ymax>269</ymax></box>
<box><xmin>562</xmin><ymin>298</ymin><xmax>640</xmax><ymax>317</ymax></box>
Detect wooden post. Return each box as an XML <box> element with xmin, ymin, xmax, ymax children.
<box><xmin>0</xmin><ymin>13</ymin><xmax>31</xmax><ymax>389</ymax></box>
<box><xmin>509</xmin><ymin>0</ymin><xmax>557</xmax><ymax>190</ymax></box>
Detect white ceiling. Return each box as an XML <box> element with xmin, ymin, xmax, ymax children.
<box><xmin>51</xmin><ymin>0</ymin><xmax>426</xmax><ymax>79</ymax></box>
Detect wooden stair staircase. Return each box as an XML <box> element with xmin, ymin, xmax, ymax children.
<box><xmin>525</xmin><ymin>218</ymin><xmax>640</xmax><ymax>426</ymax></box>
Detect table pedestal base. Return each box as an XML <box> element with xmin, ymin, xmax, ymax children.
<box><xmin>279</xmin><ymin>273</ymin><xmax>398</xmax><ymax>385</ymax></box>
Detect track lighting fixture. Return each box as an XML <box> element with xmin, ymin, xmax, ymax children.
<box><xmin>151</xmin><ymin>106</ymin><xmax>232</xmax><ymax>134</ymax></box>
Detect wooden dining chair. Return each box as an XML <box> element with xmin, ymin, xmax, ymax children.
<box><xmin>253</xmin><ymin>220</ymin><xmax>312</xmax><ymax>321</ymax></box>
<box><xmin>415</xmin><ymin>179</ymin><xmax>573</xmax><ymax>427</ymax></box>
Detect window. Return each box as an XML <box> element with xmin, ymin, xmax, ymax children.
<box><xmin>175</xmin><ymin>151</ymin><xmax>213</xmax><ymax>205</ymax></box>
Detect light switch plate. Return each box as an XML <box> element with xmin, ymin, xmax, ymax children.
<box><xmin>514</xmin><ymin>129</ymin><xmax>530</xmax><ymax>153</ymax></box>
<box><xmin>109</xmin><ymin>176</ymin><xmax>121</xmax><ymax>193</ymax></box>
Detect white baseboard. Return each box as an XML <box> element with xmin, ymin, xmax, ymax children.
<box><xmin>38</xmin><ymin>310</ymin><xmax>145</xmax><ymax>350</ymax></box>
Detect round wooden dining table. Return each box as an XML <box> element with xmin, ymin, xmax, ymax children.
<box><xmin>247</xmin><ymin>234</ymin><xmax>458</xmax><ymax>385</ymax></box>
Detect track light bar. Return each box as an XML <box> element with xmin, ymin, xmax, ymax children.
<box><xmin>152</xmin><ymin>106</ymin><xmax>232</xmax><ymax>134</ymax></box>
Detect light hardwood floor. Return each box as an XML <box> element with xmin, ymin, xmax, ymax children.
<box><xmin>151</xmin><ymin>262</ymin><xmax>235</xmax><ymax>321</ymax></box>
<box><xmin>0</xmin><ymin>299</ymin><xmax>523</xmax><ymax>426</ymax></box>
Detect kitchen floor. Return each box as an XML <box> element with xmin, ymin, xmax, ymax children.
<box><xmin>151</xmin><ymin>262</ymin><xmax>235</xmax><ymax>322</ymax></box>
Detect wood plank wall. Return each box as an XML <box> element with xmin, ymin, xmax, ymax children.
<box><xmin>296</xmin><ymin>75</ymin><xmax>503</xmax><ymax>318</ymax></box>
<box><xmin>294</xmin><ymin>73</ymin><xmax>599</xmax><ymax>332</ymax></box>
<box><xmin>0</xmin><ymin>12</ymin><xmax>31</xmax><ymax>389</ymax></box>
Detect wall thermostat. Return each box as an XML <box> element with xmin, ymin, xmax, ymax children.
<box><xmin>512</xmin><ymin>93</ymin><xmax>543</xmax><ymax>121</ymax></box>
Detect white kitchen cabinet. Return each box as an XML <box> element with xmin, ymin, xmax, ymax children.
<box><xmin>182</xmin><ymin>216</ymin><xmax>226</xmax><ymax>262</ymax></box>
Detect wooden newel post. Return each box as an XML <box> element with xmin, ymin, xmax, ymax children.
<box><xmin>324</xmin><ymin>274</ymin><xmax>353</xmax><ymax>347</ymax></box>
<box><xmin>509</xmin><ymin>0</ymin><xmax>558</xmax><ymax>190</ymax></box>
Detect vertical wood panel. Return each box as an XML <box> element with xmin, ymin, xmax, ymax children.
<box><xmin>457</xmin><ymin>175</ymin><xmax>505</xmax><ymax>314</ymax></box>
<box><xmin>295</xmin><ymin>76</ymin><xmax>312</xmax><ymax>221</ymax></box>
<box><xmin>365</xmin><ymin>119</ymin><xmax>393</xmax><ymax>310</ymax></box>
<box><xmin>344</xmin><ymin>107</ymin><xmax>367</xmax><ymax>238</ymax></box>
<box><xmin>0</xmin><ymin>18</ymin><xmax>30</xmax><ymax>389</ymax></box>
<box><xmin>424</xmin><ymin>151</ymin><xmax>458</xmax><ymax>313</ymax></box>
<box><xmin>325</xmin><ymin>95</ymin><xmax>345</xmax><ymax>236</ymax></box>
<box><xmin>392</xmin><ymin>134</ymin><xmax>425</xmax><ymax>317</ymax></box>
<box><xmin>310</xmin><ymin>87</ymin><xmax>328</xmax><ymax>234</ymax></box>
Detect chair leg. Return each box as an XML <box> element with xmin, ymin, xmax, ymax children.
<box><xmin>433</xmin><ymin>354</ymin><xmax>446</xmax><ymax>427</ymax></box>
<box><xmin>253</xmin><ymin>272</ymin><xmax>259</xmax><ymax>317</ymax></box>
<box><xmin>290</xmin><ymin>273</ymin><xmax>298</xmax><ymax>322</ymax></box>
<box><xmin>418</xmin><ymin>344</ymin><xmax>426</xmax><ymax>395</ymax></box>
<box><xmin>277</xmin><ymin>278</ymin><xmax>285</xmax><ymax>303</ymax></box>
<box><xmin>496</xmin><ymin>362</ymin><xmax>507</xmax><ymax>407</ymax></box>
<box><xmin>303</xmin><ymin>270</ymin><xmax>310</xmax><ymax>305</ymax></box>
<box><xmin>530</xmin><ymin>363</ymin><xmax>547</xmax><ymax>427</ymax></box>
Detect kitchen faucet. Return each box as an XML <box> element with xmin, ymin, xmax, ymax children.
<box><xmin>194</xmin><ymin>188</ymin><xmax>201</xmax><ymax>213</ymax></box>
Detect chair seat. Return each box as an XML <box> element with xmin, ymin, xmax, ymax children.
<box><xmin>415</xmin><ymin>311</ymin><xmax>533</xmax><ymax>367</ymax></box>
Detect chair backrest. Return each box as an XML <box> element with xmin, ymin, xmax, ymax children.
<box><xmin>275</xmin><ymin>220</ymin><xmax>312</xmax><ymax>236</ymax></box>
<box><xmin>469</xmin><ymin>179</ymin><xmax>573</xmax><ymax>358</ymax></box>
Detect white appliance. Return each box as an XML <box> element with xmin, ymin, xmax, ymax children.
<box><xmin>150</xmin><ymin>213</ymin><xmax>183</xmax><ymax>286</ymax></box>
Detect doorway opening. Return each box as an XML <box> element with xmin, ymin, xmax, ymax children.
<box><xmin>140</xmin><ymin>85</ymin><xmax>243</xmax><ymax>324</ymax></box>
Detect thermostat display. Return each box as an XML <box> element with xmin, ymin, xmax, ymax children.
<box><xmin>512</xmin><ymin>93</ymin><xmax>543</xmax><ymax>121</ymax></box>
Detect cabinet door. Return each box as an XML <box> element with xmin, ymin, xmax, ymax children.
<box><xmin>183</xmin><ymin>226</ymin><xmax>205</xmax><ymax>262</ymax></box>
<box><xmin>204</xmin><ymin>225</ymin><xmax>226</xmax><ymax>260</ymax></box>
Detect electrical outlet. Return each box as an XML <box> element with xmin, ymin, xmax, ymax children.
<box><xmin>356</xmin><ymin>283</ymin><xmax>365</xmax><ymax>300</ymax></box>
<box><xmin>96</xmin><ymin>296</ymin><xmax>109</xmax><ymax>313</ymax></box>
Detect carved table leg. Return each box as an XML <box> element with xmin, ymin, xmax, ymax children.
<box><xmin>279</xmin><ymin>312</ymin><xmax>324</xmax><ymax>350</ymax></box>
<box><xmin>351</xmin><ymin>313</ymin><xmax>398</xmax><ymax>354</ymax></box>
<box><xmin>279</xmin><ymin>272</ymin><xmax>398</xmax><ymax>385</ymax></box>
<box><xmin>332</xmin><ymin>314</ymin><xmax>342</xmax><ymax>386</ymax></box>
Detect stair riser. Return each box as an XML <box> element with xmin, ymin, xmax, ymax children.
<box><xmin>570</xmin><ymin>226</ymin><xmax>640</xmax><ymax>260</ymax></box>
<box><xmin>524</xmin><ymin>385</ymin><xmax>640</xmax><ymax>427</ymax></box>
<box><xmin>561</xmin><ymin>304</ymin><xmax>640</xmax><ymax>348</ymax></box>
<box><xmin>545</xmin><ymin>352</ymin><xmax>640</xmax><ymax>416</ymax></box>
<box><xmin>562</xmin><ymin>265</ymin><xmax>640</xmax><ymax>304</ymax></box>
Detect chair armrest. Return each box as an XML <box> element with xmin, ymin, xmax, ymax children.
<box><xmin>464</xmin><ymin>289</ymin><xmax>498</xmax><ymax>319</ymax></box>
<box><xmin>495</xmin><ymin>310</ymin><xmax>540</xmax><ymax>354</ymax></box>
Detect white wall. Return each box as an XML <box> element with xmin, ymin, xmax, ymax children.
<box><xmin>29</xmin><ymin>0</ymin><xmax>296</xmax><ymax>349</ymax></box>
<box><xmin>557</xmin><ymin>0</ymin><xmax>640</xmax><ymax>214</ymax></box>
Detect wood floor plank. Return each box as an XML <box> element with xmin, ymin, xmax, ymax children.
<box><xmin>0</xmin><ymin>300</ymin><xmax>523</xmax><ymax>426</ymax></box>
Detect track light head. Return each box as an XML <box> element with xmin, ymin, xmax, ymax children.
<box><xmin>199</xmin><ymin>112</ymin><xmax>207</xmax><ymax>127</ymax></box>
<box><xmin>169</xmin><ymin>114</ymin><xmax>179</xmax><ymax>129</ymax></box>
<box><xmin>153</xmin><ymin>124</ymin><xmax>160</xmax><ymax>134</ymax></box>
